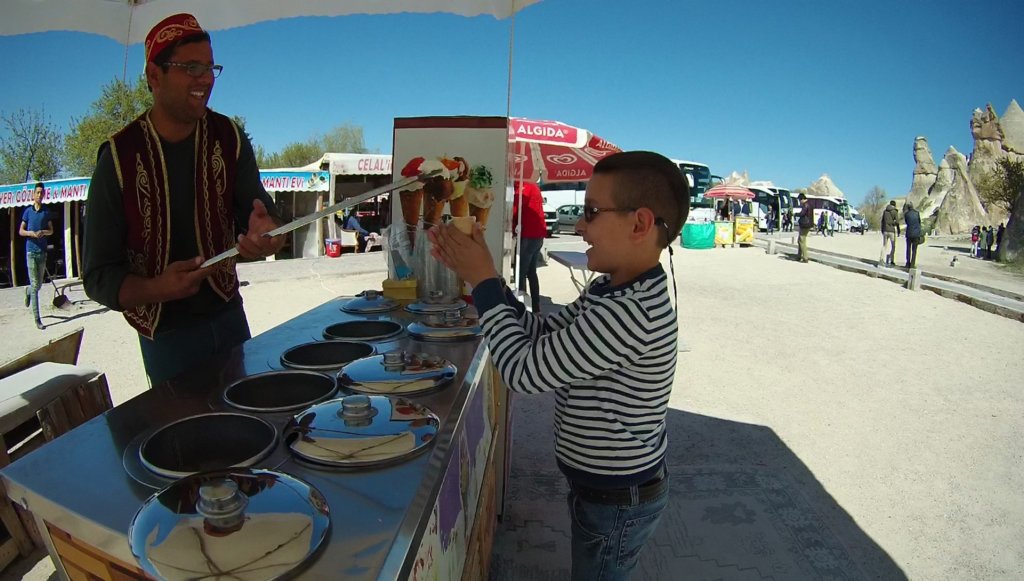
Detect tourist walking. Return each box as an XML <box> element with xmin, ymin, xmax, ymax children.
<box><xmin>879</xmin><ymin>201</ymin><xmax>900</xmax><ymax>266</ymax></box>
<box><xmin>970</xmin><ymin>225</ymin><xmax>980</xmax><ymax>258</ymax></box>
<box><xmin>19</xmin><ymin>182</ymin><xmax>53</xmax><ymax>330</ymax></box>
<box><xmin>903</xmin><ymin>201</ymin><xmax>922</xmax><ymax>269</ymax></box>
<box><xmin>985</xmin><ymin>226</ymin><xmax>995</xmax><ymax>260</ymax></box>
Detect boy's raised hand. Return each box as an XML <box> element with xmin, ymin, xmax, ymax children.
<box><xmin>427</xmin><ymin>223</ymin><xmax>498</xmax><ymax>286</ymax></box>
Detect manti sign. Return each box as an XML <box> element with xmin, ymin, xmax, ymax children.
<box><xmin>0</xmin><ymin>177</ymin><xmax>90</xmax><ymax>209</ymax></box>
<box><xmin>260</xmin><ymin>170</ymin><xmax>330</xmax><ymax>193</ymax></box>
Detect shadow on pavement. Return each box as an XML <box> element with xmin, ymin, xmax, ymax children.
<box><xmin>491</xmin><ymin>393</ymin><xmax>907</xmax><ymax>581</ymax></box>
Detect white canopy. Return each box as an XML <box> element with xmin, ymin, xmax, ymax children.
<box><xmin>0</xmin><ymin>0</ymin><xmax>541</xmax><ymax>44</ymax></box>
<box><xmin>305</xmin><ymin>153</ymin><xmax>393</xmax><ymax>176</ymax></box>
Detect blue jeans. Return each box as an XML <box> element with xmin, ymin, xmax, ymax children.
<box><xmin>138</xmin><ymin>302</ymin><xmax>251</xmax><ymax>386</ymax></box>
<box><xmin>518</xmin><ymin>237</ymin><xmax>543</xmax><ymax>310</ymax></box>
<box><xmin>567</xmin><ymin>475</ymin><xmax>670</xmax><ymax>580</ymax></box>
<box><xmin>26</xmin><ymin>250</ymin><xmax>46</xmax><ymax>323</ymax></box>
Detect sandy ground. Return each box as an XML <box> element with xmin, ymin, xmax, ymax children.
<box><xmin>2</xmin><ymin>238</ymin><xmax>1023</xmax><ymax>580</ymax></box>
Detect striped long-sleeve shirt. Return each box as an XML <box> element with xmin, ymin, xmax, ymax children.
<box><xmin>472</xmin><ymin>264</ymin><xmax>677</xmax><ymax>489</ymax></box>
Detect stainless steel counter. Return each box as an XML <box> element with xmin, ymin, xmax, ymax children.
<box><xmin>0</xmin><ymin>296</ymin><xmax>493</xmax><ymax>580</ymax></box>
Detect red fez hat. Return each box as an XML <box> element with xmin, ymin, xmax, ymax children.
<box><xmin>145</xmin><ymin>13</ymin><xmax>206</xmax><ymax>63</ymax></box>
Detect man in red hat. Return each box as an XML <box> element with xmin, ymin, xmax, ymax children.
<box><xmin>83</xmin><ymin>13</ymin><xmax>285</xmax><ymax>386</ymax></box>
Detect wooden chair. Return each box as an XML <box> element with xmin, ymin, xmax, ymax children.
<box><xmin>0</xmin><ymin>329</ymin><xmax>113</xmax><ymax>571</ymax></box>
<box><xmin>338</xmin><ymin>229</ymin><xmax>361</xmax><ymax>253</ymax></box>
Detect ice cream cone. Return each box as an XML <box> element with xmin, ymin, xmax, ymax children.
<box><xmin>449</xmin><ymin>194</ymin><xmax>469</xmax><ymax>217</ymax></box>
<box><xmin>423</xmin><ymin>197</ymin><xmax>446</xmax><ymax>230</ymax></box>
<box><xmin>399</xmin><ymin>188</ymin><xmax>423</xmax><ymax>245</ymax></box>
<box><xmin>470</xmin><ymin>205</ymin><xmax>491</xmax><ymax>228</ymax></box>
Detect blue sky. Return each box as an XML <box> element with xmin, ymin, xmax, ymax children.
<box><xmin>1</xmin><ymin>0</ymin><xmax>1021</xmax><ymax>204</ymax></box>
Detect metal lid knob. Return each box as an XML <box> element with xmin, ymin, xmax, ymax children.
<box><xmin>197</xmin><ymin>479</ymin><xmax>248</xmax><ymax>534</ymax></box>
<box><xmin>362</xmin><ymin>289</ymin><xmax>380</xmax><ymax>300</ymax></box>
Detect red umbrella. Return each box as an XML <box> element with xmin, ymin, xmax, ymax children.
<box><xmin>509</xmin><ymin>118</ymin><xmax>621</xmax><ymax>183</ymax></box>
<box><xmin>704</xmin><ymin>184</ymin><xmax>755</xmax><ymax>200</ymax></box>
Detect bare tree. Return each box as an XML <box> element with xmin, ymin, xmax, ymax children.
<box><xmin>858</xmin><ymin>186</ymin><xmax>887</xmax><ymax>231</ymax></box>
<box><xmin>0</xmin><ymin>108</ymin><xmax>63</xmax><ymax>183</ymax></box>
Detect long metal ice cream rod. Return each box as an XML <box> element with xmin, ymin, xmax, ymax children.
<box><xmin>201</xmin><ymin>169</ymin><xmax>439</xmax><ymax>268</ymax></box>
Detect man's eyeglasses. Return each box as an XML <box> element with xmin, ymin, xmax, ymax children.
<box><xmin>582</xmin><ymin>206</ymin><xmax>636</xmax><ymax>222</ymax></box>
<box><xmin>165</xmin><ymin>62</ymin><xmax>223</xmax><ymax>78</ymax></box>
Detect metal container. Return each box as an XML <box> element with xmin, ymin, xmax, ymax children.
<box><xmin>139</xmin><ymin>413</ymin><xmax>278</xmax><ymax>480</ymax></box>
<box><xmin>284</xmin><ymin>394</ymin><xmax>439</xmax><ymax>468</ymax></box>
<box><xmin>407</xmin><ymin>310</ymin><xmax>481</xmax><ymax>342</ymax></box>
<box><xmin>129</xmin><ymin>468</ymin><xmax>331</xmax><ymax>581</ymax></box>
<box><xmin>280</xmin><ymin>340</ymin><xmax>374</xmax><ymax>371</ymax></box>
<box><xmin>341</xmin><ymin>290</ymin><xmax>401</xmax><ymax>314</ymax></box>
<box><xmin>322</xmin><ymin>320</ymin><xmax>404</xmax><ymax>342</ymax></box>
<box><xmin>338</xmin><ymin>350</ymin><xmax>457</xmax><ymax>396</ymax></box>
<box><xmin>223</xmin><ymin>370</ymin><xmax>337</xmax><ymax>413</ymax></box>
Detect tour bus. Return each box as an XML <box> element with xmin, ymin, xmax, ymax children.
<box><xmin>745</xmin><ymin>185</ymin><xmax>795</xmax><ymax>231</ymax></box>
<box><xmin>672</xmin><ymin>159</ymin><xmax>719</xmax><ymax>223</ymax></box>
<box><xmin>803</xmin><ymin>195</ymin><xmax>845</xmax><ymax>230</ymax></box>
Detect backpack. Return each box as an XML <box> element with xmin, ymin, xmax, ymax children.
<box><xmin>798</xmin><ymin>208</ymin><xmax>812</xmax><ymax>228</ymax></box>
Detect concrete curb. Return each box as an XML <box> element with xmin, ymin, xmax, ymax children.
<box><xmin>758</xmin><ymin>239</ymin><xmax>1024</xmax><ymax>323</ymax></box>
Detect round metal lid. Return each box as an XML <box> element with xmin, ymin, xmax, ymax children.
<box><xmin>407</xmin><ymin>310</ymin><xmax>481</xmax><ymax>342</ymax></box>
<box><xmin>341</xmin><ymin>290</ymin><xmax>400</xmax><ymax>314</ymax></box>
<box><xmin>224</xmin><ymin>370</ymin><xmax>337</xmax><ymax>413</ymax></box>
<box><xmin>129</xmin><ymin>468</ymin><xmax>330</xmax><ymax>581</ymax></box>
<box><xmin>284</xmin><ymin>395</ymin><xmax>439</xmax><ymax>468</ymax></box>
<box><xmin>322</xmin><ymin>319</ymin><xmax>404</xmax><ymax>342</ymax></box>
<box><xmin>338</xmin><ymin>350</ymin><xmax>457</xmax><ymax>396</ymax></box>
<box><xmin>405</xmin><ymin>290</ymin><xmax>467</xmax><ymax>315</ymax></box>
<box><xmin>280</xmin><ymin>340</ymin><xmax>374</xmax><ymax>371</ymax></box>
<box><xmin>140</xmin><ymin>414</ymin><xmax>278</xmax><ymax>480</ymax></box>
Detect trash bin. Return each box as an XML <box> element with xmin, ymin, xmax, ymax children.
<box><xmin>325</xmin><ymin>239</ymin><xmax>342</xmax><ymax>258</ymax></box>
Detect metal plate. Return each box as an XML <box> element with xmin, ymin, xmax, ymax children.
<box><xmin>280</xmin><ymin>341</ymin><xmax>374</xmax><ymax>371</ymax></box>
<box><xmin>404</xmin><ymin>297</ymin><xmax>467</xmax><ymax>315</ymax></box>
<box><xmin>340</xmin><ymin>290</ymin><xmax>401</xmax><ymax>314</ymax></box>
<box><xmin>130</xmin><ymin>468</ymin><xmax>331</xmax><ymax>581</ymax></box>
<box><xmin>406</xmin><ymin>311</ymin><xmax>481</xmax><ymax>342</ymax></box>
<box><xmin>139</xmin><ymin>413</ymin><xmax>278</xmax><ymax>480</ymax></box>
<box><xmin>224</xmin><ymin>370</ymin><xmax>337</xmax><ymax>413</ymax></box>
<box><xmin>322</xmin><ymin>320</ymin><xmax>404</xmax><ymax>342</ymax></box>
<box><xmin>284</xmin><ymin>395</ymin><xmax>438</xmax><ymax>468</ymax></box>
<box><xmin>338</xmin><ymin>351</ymin><xmax>456</xmax><ymax>396</ymax></box>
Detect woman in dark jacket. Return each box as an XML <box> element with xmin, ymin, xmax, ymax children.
<box><xmin>904</xmin><ymin>201</ymin><xmax>922</xmax><ymax>268</ymax></box>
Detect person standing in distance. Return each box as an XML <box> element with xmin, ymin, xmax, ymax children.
<box><xmin>513</xmin><ymin>180</ymin><xmax>547</xmax><ymax>313</ymax></box>
<box><xmin>83</xmin><ymin>13</ymin><xmax>284</xmax><ymax>386</ymax></box>
<box><xmin>903</xmin><ymin>201</ymin><xmax>922</xmax><ymax>269</ymax></box>
<box><xmin>20</xmin><ymin>182</ymin><xmax>53</xmax><ymax>330</ymax></box>
<box><xmin>797</xmin><ymin>193</ymin><xmax>813</xmax><ymax>263</ymax></box>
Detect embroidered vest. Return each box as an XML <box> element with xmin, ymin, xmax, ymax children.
<box><xmin>109</xmin><ymin>110</ymin><xmax>240</xmax><ymax>339</ymax></box>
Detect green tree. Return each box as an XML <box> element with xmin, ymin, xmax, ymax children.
<box><xmin>63</xmin><ymin>76</ymin><xmax>152</xmax><ymax>176</ymax></box>
<box><xmin>859</xmin><ymin>186</ymin><xmax>887</xmax><ymax>231</ymax></box>
<box><xmin>0</xmin><ymin>108</ymin><xmax>63</xmax><ymax>184</ymax></box>
<box><xmin>976</xmin><ymin>158</ymin><xmax>1024</xmax><ymax>214</ymax></box>
<box><xmin>253</xmin><ymin>123</ymin><xmax>368</xmax><ymax>168</ymax></box>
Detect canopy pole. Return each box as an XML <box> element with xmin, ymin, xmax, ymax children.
<box><xmin>506</xmin><ymin>1</ymin><xmax>520</xmax><ymax>287</ymax></box>
<box><xmin>9</xmin><ymin>211</ymin><xmax>18</xmax><ymax>287</ymax></box>
<box><xmin>121</xmin><ymin>5</ymin><xmax>135</xmax><ymax>82</ymax></box>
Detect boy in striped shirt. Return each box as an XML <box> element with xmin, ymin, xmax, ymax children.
<box><xmin>429</xmin><ymin>151</ymin><xmax>688</xmax><ymax>580</ymax></box>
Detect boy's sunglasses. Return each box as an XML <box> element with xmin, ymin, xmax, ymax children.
<box><xmin>582</xmin><ymin>205</ymin><xmax>636</xmax><ymax>222</ymax></box>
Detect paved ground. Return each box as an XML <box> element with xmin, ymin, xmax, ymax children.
<box><xmin>2</xmin><ymin>234</ymin><xmax>1023</xmax><ymax>580</ymax></box>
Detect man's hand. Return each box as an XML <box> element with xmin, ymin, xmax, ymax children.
<box><xmin>237</xmin><ymin>199</ymin><xmax>285</xmax><ymax>260</ymax></box>
<box><xmin>159</xmin><ymin>257</ymin><xmax>214</xmax><ymax>302</ymax></box>
<box><xmin>426</xmin><ymin>223</ymin><xmax>498</xmax><ymax>287</ymax></box>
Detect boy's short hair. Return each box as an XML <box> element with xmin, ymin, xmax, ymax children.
<box><xmin>34</xmin><ymin>182</ymin><xmax>45</xmax><ymax>191</ymax></box>
<box><xmin>593</xmin><ymin>151</ymin><xmax>690</xmax><ymax>248</ymax></box>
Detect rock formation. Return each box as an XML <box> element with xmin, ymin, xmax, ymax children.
<box><xmin>968</xmin><ymin>104</ymin><xmax>1005</xmax><ymax>181</ymax></box>
<box><xmin>722</xmin><ymin>170</ymin><xmax>750</xmax><ymax>186</ymax></box>
<box><xmin>1001</xmin><ymin>99</ymin><xmax>1024</xmax><ymax>158</ymax></box>
<box><xmin>807</xmin><ymin>174</ymin><xmax>847</xmax><ymax>199</ymax></box>
<box><xmin>932</xmin><ymin>147</ymin><xmax>990</xmax><ymax>235</ymax></box>
<box><xmin>907</xmin><ymin>136</ymin><xmax>938</xmax><ymax>211</ymax></box>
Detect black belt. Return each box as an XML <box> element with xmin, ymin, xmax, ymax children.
<box><xmin>570</xmin><ymin>467</ymin><xmax>668</xmax><ymax>506</ymax></box>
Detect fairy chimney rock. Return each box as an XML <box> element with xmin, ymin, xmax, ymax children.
<box><xmin>934</xmin><ymin>146</ymin><xmax>991</xmax><ymax>234</ymax></box>
<box><xmin>1001</xmin><ymin>99</ymin><xmax>1024</xmax><ymax>155</ymax></box>
<box><xmin>908</xmin><ymin>136</ymin><xmax>938</xmax><ymax>210</ymax></box>
<box><xmin>969</xmin><ymin>104</ymin><xmax>1005</xmax><ymax>178</ymax></box>
<box><xmin>807</xmin><ymin>174</ymin><xmax>847</xmax><ymax>199</ymax></box>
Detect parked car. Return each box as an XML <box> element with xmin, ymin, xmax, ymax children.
<box><xmin>555</xmin><ymin>204</ymin><xmax>583</xmax><ymax>234</ymax></box>
<box><xmin>543</xmin><ymin>205</ymin><xmax>557</xmax><ymax>237</ymax></box>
